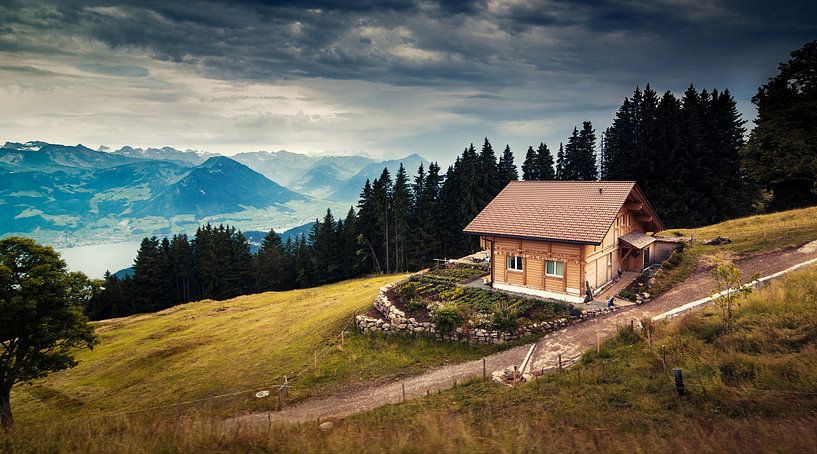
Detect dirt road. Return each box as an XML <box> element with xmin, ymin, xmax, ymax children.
<box><xmin>243</xmin><ymin>243</ymin><xmax>817</xmax><ymax>423</ymax></box>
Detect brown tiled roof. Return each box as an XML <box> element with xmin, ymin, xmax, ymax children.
<box><xmin>463</xmin><ymin>181</ymin><xmax>663</xmax><ymax>245</ymax></box>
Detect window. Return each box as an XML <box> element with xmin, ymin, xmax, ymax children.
<box><xmin>507</xmin><ymin>255</ymin><xmax>523</xmax><ymax>272</ymax></box>
<box><xmin>546</xmin><ymin>260</ymin><xmax>564</xmax><ymax>277</ymax></box>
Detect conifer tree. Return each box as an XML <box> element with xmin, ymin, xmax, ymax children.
<box><xmin>534</xmin><ymin>142</ymin><xmax>555</xmax><ymax>180</ymax></box>
<box><xmin>392</xmin><ymin>164</ymin><xmax>412</xmax><ymax>272</ymax></box>
<box><xmin>522</xmin><ymin>146</ymin><xmax>537</xmax><ymax>180</ymax></box>
<box><xmin>255</xmin><ymin>229</ymin><xmax>285</xmax><ymax>291</ymax></box>
<box><xmin>497</xmin><ymin>144</ymin><xmax>518</xmax><ymax>186</ymax></box>
<box><xmin>555</xmin><ymin>143</ymin><xmax>565</xmax><ymax>179</ymax></box>
<box><xmin>742</xmin><ymin>40</ymin><xmax>817</xmax><ymax>210</ymax></box>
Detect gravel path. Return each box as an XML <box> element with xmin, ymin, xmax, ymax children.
<box><xmin>242</xmin><ymin>243</ymin><xmax>817</xmax><ymax>423</ymax></box>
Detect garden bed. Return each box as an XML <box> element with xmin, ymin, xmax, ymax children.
<box><xmin>389</xmin><ymin>264</ymin><xmax>576</xmax><ymax>334</ymax></box>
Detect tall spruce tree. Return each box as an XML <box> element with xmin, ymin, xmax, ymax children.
<box><xmin>555</xmin><ymin>143</ymin><xmax>565</xmax><ymax>179</ymax></box>
<box><xmin>522</xmin><ymin>146</ymin><xmax>537</xmax><ymax>180</ymax></box>
<box><xmin>534</xmin><ymin>142</ymin><xmax>555</xmax><ymax>180</ymax></box>
<box><xmin>497</xmin><ymin>145</ymin><xmax>518</xmax><ymax>186</ymax></box>
<box><xmin>392</xmin><ymin>164</ymin><xmax>412</xmax><ymax>272</ymax></box>
<box><xmin>255</xmin><ymin>229</ymin><xmax>285</xmax><ymax>291</ymax></box>
<box><xmin>742</xmin><ymin>40</ymin><xmax>817</xmax><ymax>210</ymax></box>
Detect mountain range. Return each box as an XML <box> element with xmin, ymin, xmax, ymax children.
<box><xmin>0</xmin><ymin>141</ymin><xmax>427</xmax><ymax>245</ymax></box>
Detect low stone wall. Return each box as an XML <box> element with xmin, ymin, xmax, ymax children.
<box><xmin>355</xmin><ymin>276</ymin><xmax>619</xmax><ymax>344</ymax></box>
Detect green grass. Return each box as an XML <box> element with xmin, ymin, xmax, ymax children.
<box><xmin>650</xmin><ymin>205</ymin><xmax>817</xmax><ymax>296</ymax></box>
<box><xmin>7</xmin><ymin>259</ymin><xmax>817</xmax><ymax>452</ymax></box>
<box><xmin>10</xmin><ymin>274</ymin><xmax>508</xmax><ymax>425</ymax></box>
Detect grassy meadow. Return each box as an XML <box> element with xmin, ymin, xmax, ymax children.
<box><xmin>649</xmin><ymin>205</ymin><xmax>817</xmax><ymax>296</ymax></box>
<box><xmin>5</xmin><ymin>206</ymin><xmax>817</xmax><ymax>452</ymax></box>
<box><xmin>9</xmin><ymin>274</ymin><xmax>510</xmax><ymax>426</ymax></box>
<box><xmin>6</xmin><ymin>256</ymin><xmax>817</xmax><ymax>452</ymax></box>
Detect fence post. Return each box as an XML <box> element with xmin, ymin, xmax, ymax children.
<box><xmin>558</xmin><ymin>353</ymin><xmax>563</xmax><ymax>374</ymax></box>
<box><xmin>596</xmin><ymin>333</ymin><xmax>601</xmax><ymax>354</ymax></box>
<box><xmin>673</xmin><ymin>368</ymin><xmax>685</xmax><ymax>396</ymax></box>
<box><xmin>482</xmin><ymin>357</ymin><xmax>487</xmax><ymax>382</ymax></box>
<box><xmin>402</xmin><ymin>382</ymin><xmax>406</xmax><ymax>402</ymax></box>
<box><xmin>661</xmin><ymin>345</ymin><xmax>667</xmax><ymax>372</ymax></box>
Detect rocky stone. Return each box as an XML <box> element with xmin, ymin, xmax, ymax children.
<box><xmin>319</xmin><ymin>421</ymin><xmax>334</xmax><ymax>432</ymax></box>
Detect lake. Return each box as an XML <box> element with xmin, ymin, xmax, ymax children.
<box><xmin>56</xmin><ymin>240</ymin><xmax>143</xmax><ymax>279</ymax></box>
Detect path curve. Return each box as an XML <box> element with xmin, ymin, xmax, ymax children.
<box><xmin>241</xmin><ymin>243</ymin><xmax>817</xmax><ymax>423</ymax></box>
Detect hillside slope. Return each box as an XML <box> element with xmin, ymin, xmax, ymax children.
<box><xmin>11</xmin><ymin>274</ymin><xmax>505</xmax><ymax>425</ymax></box>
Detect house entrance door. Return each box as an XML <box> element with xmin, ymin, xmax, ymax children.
<box><xmin>643</xmin><ymin>247</ymin><xmax>651</xmax><ymax>269</ymax></box>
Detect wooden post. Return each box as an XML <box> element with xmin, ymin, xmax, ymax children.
<box><xmin>277</xmin><ymin>389</ymin><xmax>282</xmax><ymax>411</ymax></box>
<box><xmin>647</xmin><ymin>327</ymin><xmax>652</xmax><ymax>347</ymax></box>
<box><xmin>673</xmin><ymin>368</ymin><xmax>685</xmax><ymax>396</ymax></box>
<box><xmin>402</xmin><ymin>382</ymin><xmax>406</xmax><ymax>402</ymax></box>
<box><xmin>512</xmin><ymin>366</ymin><xmax>519</xmax><ymax>385</ymax></box>
<box><xmin>340</xmin><ymin>330</ymin><xmax>345</xmax><ymax>349</ymax></box>
<box><xmin>630</xmin><ymin>319</ymin><xmax>634</xmax><ymax>332</ymax></box>
<box><xmin>596</xmin><ymin>333</ymin><xmax>601</xmax><ymax>354</ymax></box>
<box><xmin>661</xmin><ymin>345</ymin><xmax>667</xmax><ymax>372</ymax></box>
<box><xmin>558</xmin><ymin>353</ymin><xmax>563</xmax><ymax>373</ymax></box>
<box><xmin>482</xmin><ymin>357</ymin><xmax>487</xmax><ymax>382</ymax></box>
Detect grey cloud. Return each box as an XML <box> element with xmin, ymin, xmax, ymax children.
<box><xmin>77</xmin><ymin>63</ymin><xmax>149</xmax><ymax>77</ymax></box>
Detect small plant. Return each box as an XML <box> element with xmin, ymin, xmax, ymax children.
<box><xmin>406</xmin><ymin>298</ymin><xmax>427</xmax><ymax>312</ymax></box>
<box><xmin>430</xmin><ymin>303</ymin><xmax>464</xmax><ymax>333</ymax></box>
<box><xmin>711</xmin><ymin>255</ymin><xmax>758</xmax><ymax>333</ymax></box>
<box><xmin>618</xmin><ymin>289</ymin><xmax>637</xmax><ymax>301</ymax></box>
<box><xmin>397</xmin><ymin>281</ymin><xmax>418</xmax><ymax>299</ymax></box>
<box><xmin>492</xmin><ymin>300</ymin><xmax>518</xmax><ymax>332</ymax></box>
<box><xmin>438</xmin><ymin>287</ymin><xmax>466</xmax><ymax>301</ymax></box>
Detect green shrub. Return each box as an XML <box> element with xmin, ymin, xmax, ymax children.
<box><xmin>430</xmin><ymin>303</ymin><xmax>464</xmax><ymax>333</ymax></box>
<box><xmin>397</xmin><ymin>281</ymin><xmax>418</xmax><ymax>299</ymax></box>
<box><xmin>407</xmin><ymin>298</ymin><xmax>427</xmax><ymax>312</ymax></box>
<box><xmin>439</xmin><ymin>287</ymin><xmax>466</xmax><ymax>301</ymax></box>
<box><xmin>618</xmin><ymin>289</ymin><xmax>637</xmax><ymax>301</ymax></box>
<box><xmin>492</xmin><ymin>300</ymin><xmax>518</xmax><ymax>332</ymax></box>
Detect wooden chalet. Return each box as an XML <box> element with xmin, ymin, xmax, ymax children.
<box><xmin>463</xmin><ymin>181</ymin><xmax>677</xmax><ymax>303</ymax></box>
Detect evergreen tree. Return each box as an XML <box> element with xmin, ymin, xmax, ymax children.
<box><xmin>477</xmin><ymin>138</ymin><xmax>500</xmax><ymax>202</ymax></box>
<box><xmin>534</xmin><ymin>142</ymin><xmax>555</xmax><ymax>180</ymax></box>
<box><xmin>555</xmin><ymin>143</ymin><xmax>565</xmax><ymax>179</ymax></box>
<box><xmin>132</xmin><ymin>236</ymin><xmax>162</xmax><ymax>312</ymax></box>
<box><xmin>255</xmin><ymin>228</ymin><xmax>285</xmax><ymax>291</ymax></box>
<box><xmin>371</xmin><ymin>168</ymin><xmax>393</xmax><ymax>273</ymax></box>
<box><xmin>497</xmin><ymin>144</ymin><xmax>518</xmax><ymax>186</ymax></box>
<box><xmin>392</xmin><ymin>164</ymin><xmax>412</xmax><ymax>272</ymax></box>
<box><xmin>310</xmin><ymin>209</ymin><xmax>338</xmax><ymax>285</ymax></box>
<box><xmin>742</xmin><ymin>40</ymin><xmax>817</xmax><ymax>210</ymax></box>
<box><xmin>522</xmin><ymin>146</ymin><xmax>537</xmax><ymax>180</ymax></box>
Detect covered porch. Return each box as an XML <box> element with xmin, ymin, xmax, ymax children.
<box><xmin>618</xmin><ymin>231</ymin><xmax>656</xmax><ymax>272</ymax></box>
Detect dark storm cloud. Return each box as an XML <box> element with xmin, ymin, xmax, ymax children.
<box><xmin>3</xmin><ymin>0</ymin><xmax>815</xmax><ymax>91</ymax></box>
<box><xmin>2</xmin><ymin>0</ymin><xmax>816</xmax><ymax>162</ymax></box>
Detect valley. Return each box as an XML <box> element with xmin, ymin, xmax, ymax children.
<box><xmin>0</xmin><ymin>141</ymin><xmax>427</xmax><ymax>248</ymax></box>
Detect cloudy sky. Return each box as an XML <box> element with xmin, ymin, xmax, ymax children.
<box><xmin>1</xmin><ymin>0</ymin><xmax>815</xmax><ymax>164</ymax></box>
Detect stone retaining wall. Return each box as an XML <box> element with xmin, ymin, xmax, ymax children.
<box><xmin>355</xmin><ymin>277</ymin><xmax>619</xmax><ymax>344</ymax></box>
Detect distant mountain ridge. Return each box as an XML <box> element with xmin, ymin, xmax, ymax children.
<box><xmin>111</xmin><ymin>145</ymin><xmax>212</xmax><ymax>166</ymax></box>
<box><xmin>134</xmin><ymin>156</ymin><xmax>306</xmax><ymax>217</ymax></box>
<box><xmin>329</xmin><ymin>153</ymin><xmax>428</xmax><ymax>201</ymax></box>
<box><xmin>231</xmin><ymin>150</ymin><xmax>317</xmax><ymax>187</ymax></box>
<box><xmin>0</xmin><ymin>141</ymin><xmax>141</xmax><ymax>172</ymax></box>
